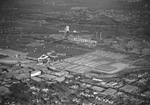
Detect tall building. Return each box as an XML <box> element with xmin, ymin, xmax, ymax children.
<box><xmin>65</xmin><ymin>26</ymin><xmax>70</xmax><ymax>33</ymax></box>
<box><xmin>64</xmin><ymin>26</ymin><xmax>69</xmax><ymax>39</ymax></box>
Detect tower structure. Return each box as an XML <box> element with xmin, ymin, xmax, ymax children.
<box><xmin>95</xmin><ymin>32</ymin><xmax>102</xmax><ymax>40</ymax></box>
<box><xmin>65</xmin><ymin>26</ymin><xmax>70</xmax><ymax>33</ymax></box>
<box><xmin>100</xmin><ymin>32</ymin><xmax>103</xmax><ymax>40</ymax></box>
<box><xmin>65</xmin><ymin>26</ymin><xmax>70</xmax><ymax>39</ymax></box>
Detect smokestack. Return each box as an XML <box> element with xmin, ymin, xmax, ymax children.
<box><xmin>100</xmin><ymin>32</ymin><xmax>102</xmax><ymax>40</ymax></box>
<box><xmin>95</xmin><ymin>32</ymin><xmax>98</xmax><ymax>39</ymax></box>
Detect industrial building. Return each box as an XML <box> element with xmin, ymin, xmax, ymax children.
<box><xmin>50</xmin><ymin>26</ymin><xmax>98</xmax><ymax>48</ymax></box>
<box><xmin>68</xmin><ymin>35</ymin><xmax>97</xmax><ymax>47</ymax></box>
<box><xmin>52</xmin><ymin>50</ymin><xmax>137</xmax><ymax>74</ymax></box>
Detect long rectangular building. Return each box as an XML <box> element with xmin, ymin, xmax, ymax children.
<box><xmin>52</xmin><ymin>50</ymin><xmax>138</xmax><ymax>74</ymax></box>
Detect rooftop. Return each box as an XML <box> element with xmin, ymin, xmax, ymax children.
<box><xmin>52</xmin><ymin>50</ymin><xmax>134</xmax><ymax>74</ymax></box>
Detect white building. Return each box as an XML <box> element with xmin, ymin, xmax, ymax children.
<box><xmin>31</xmin><ymin>70</ymin><xmax>41</xmax><ymax>77</ymax></box>
<box><xmin>65</xmin><ymin>26</ymin><xmax>70</xmax><ymax>33</ymax></box>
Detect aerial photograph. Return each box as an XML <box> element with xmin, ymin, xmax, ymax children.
<box><xmin>0</xmin><ymin>0</ymin><xmax>150</xmax><ymax>105</ymax></box>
